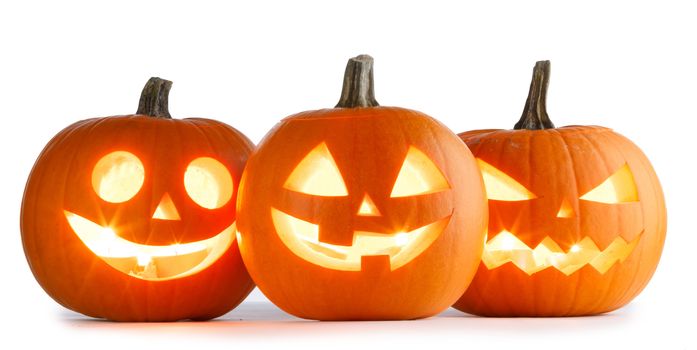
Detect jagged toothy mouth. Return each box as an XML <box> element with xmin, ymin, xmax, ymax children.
<box><xmin>482</xmin><ymin>230</ymin><xmax>642</xmax><ymax>275</ymax></box>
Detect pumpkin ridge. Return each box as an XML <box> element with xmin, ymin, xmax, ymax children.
<box><xmin>554</xmin><ymin>128</ymin><xmax>582</xmax><ymax>235</ymax></box>
<box><xmin>599</xmin><ymin>132</ymin><xmax>653</xmax><ymax>309</ymax></box>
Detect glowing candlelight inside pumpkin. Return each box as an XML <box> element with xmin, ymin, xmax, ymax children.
<box><xmin>136</xmin><ymin>254</ymin><xmax>151</xmax><ymax>267</ymax></box>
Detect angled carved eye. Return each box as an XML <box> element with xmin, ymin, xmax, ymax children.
<box><xmin>92</xmin><ymin>151</ymin><xmax>145</xmax><ymax>203</ymax></box>
<box><xmin>184</xmin><ymin>157</ymin><xmax>234</xmax><ymax>209</ymax></box>
<box><xmin>390</xmin><ymin>146</ymin><xmax>450</xmax><ymax>198</ymax></box>
<box><xmin>477</xmin><ymin>159</ymin><xmax>536</xmax><ymax>201</ymax></box>
<box><xmin>284</xmin><ymin>142</ymin><xmax>348</xmax><ymax>196</ymax></box>
<box><xmin>580</xmin><ymin>164</ymin><xmax>638</xmax><ymax>204</ymax></box>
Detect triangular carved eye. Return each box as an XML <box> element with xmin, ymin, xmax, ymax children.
<box><xmin>284</xmin><ymin>143</ymin><xmax>348</xmax><ymax>196</ymax></box>
<box><xmin>477</xmin><ymin>159</ymin><xmax>536</xmax><ymax>201</ymax></box>
<box><xmin>580</xmin><ymin>164</ymin><xmax>638</xmax><ymax>204</ymax></box>
<box><xmin>390</xmin><ymin>146</ymin><xmax>450</xmax><ymax>198</ymax></box>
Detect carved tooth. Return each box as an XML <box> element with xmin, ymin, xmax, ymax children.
<box><xmin>482</xmin><ymin>232</ymin><xmax>642</xmax><ymax>275</ymax></box>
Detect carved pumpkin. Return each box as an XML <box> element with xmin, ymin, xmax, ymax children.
<box><xmin>21</xmin><ymin>78</ymin><xmax>255</xmax><ymax>321</ymax></box>
<box><xmin>453</xmin><ymin>61</ymin><xmax>667</xmax><ymax>316</ymax></box>
<box><xmin>236</xmin><ymin>55</ymin><xmax>487</xmax><ymax>320</ymax></box>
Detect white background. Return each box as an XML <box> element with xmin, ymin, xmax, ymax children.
<box><xmin>1</xmin><ymin>0</ymin><xmax>694</xmax><ymax>348</ymax></box>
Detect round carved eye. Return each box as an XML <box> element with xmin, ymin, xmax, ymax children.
<box><xmin>92</xmin><ymin>151</ymin><xmax>145</xmax><ymax>203</ymax></box>
<box><xmin>184</xmin><ymin>157</ymin><xmax>233</xmax><ymax>209</ymax></box>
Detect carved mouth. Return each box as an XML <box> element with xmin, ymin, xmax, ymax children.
<box><xmin>270</xmin><ymin>208</ymin><xmax>450</xmax><ymax>271</ymax></box>
<box><xmin>64</xmin><ymin>211</ymin><xmax>234</xmax><ymax>281</ymax></box>
<box><xmin>482</xmin><ymin>230</ymin><xmax>642</xmax><ymax>275</ymax></box>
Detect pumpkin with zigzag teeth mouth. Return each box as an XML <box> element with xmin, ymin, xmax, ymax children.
<box><xmin>453</xmin><ymin>61</ymin><xmax>667</xmax><ymax>316</ymax></box>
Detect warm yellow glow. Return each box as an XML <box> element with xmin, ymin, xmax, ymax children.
<box><xmin>394</xmin><ymin>232</ymin><xmax>409</xmax><ymax>246</ymax></box>
<box><xmin>556</xmin><ymin>198</ymin><xmax>575</xmax><ymax>218</ymax></box>
<box><xmin>482</xmin><ymin>231</ymin><xmax>641</xmax><ymax>275</ymax></box>
<box><xmin>271</xmin><ymin>207</ymin><xmax>449</xmax><ymax>271</ymax></box>
<box><xmin>284</xmin><ymin>142</ymin><xmax>348</xmax><ymax>196</ymax></box>
<box><xmin>64</xmin><ymin>211</ymin><xmax>235</xmax><ymax>281</ymax></box>
<box><xmin>477</xmin><ymin>159</ymin><xmax>536</xmax><ymax>201</ymax></box>
<box><xmin>580</xmin><ymin>164</ymin><xmax>638</xmax><ymax>203</ymax></box>
<box><xmin>184</xmin><ymin>157</ymin><xmax>234</xmax><ymax>209</ymax></box>
<box><xmin>390</xmin><ymin>146</ymin><xmax>450</xmax><ymax>197</ymax></box>
<box><xmin>152</xmin><ymin>193</ymin><xmax>180</xmax><ymax>220</ymax></box>
<box><xmin>136</xmin><ymin>254</ymin><xmax>152</xmax><ymax>267</ymax></box>
<box><xmin>489</xmin><ymin>231</ymin><xmax>529</xmax><ymax>251</ymax></box>
<box><xmin>357</xmin><ymin>194</ymin><xmax>380</xmax><ymax>216</ymax></box>
<box><xmin>102</xmin><ymin>227</ymin><xmax>117</xmax><ymax>239</ymax></box>
<box><xmin>92</xmin><ymin>151</ymin><xmax>145</xmax><ymax>203</ymax></box>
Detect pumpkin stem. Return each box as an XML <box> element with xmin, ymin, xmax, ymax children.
<box><xmin>336</xmin><ymin>54</ymin><xmax>380</xmax><ymax>108</ymax></box>
<box><xmin>514</xmin><ymin>60</ymin><xmax>555</xmax><ymax>130</ymax></box>
<box><xmin>137</xmin><ymin>77</ymin><xmax>172</xmax><ymax>118</ymax></box>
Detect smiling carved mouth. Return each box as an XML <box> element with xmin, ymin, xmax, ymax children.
<box><xmin>270</xmin><ymin>208</ymin><xmax>450</xmax><ymax>271</ymax></box>
<box><xmin>64</xmin><ymin>211</ymin><xmax>234</xmax><ymax>281</ymax></box>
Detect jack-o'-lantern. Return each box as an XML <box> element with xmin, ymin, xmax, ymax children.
<box><xmin>21</xmin><ymin>78</ymin><xmax>255</xmax><ymax>321</ymax></box>
<box><xmin>453</xmin><ymin>61</ymin><xmax>667</xmax><ymax>316</ymax></box>
<box><xmin>236</xmin><ymin>55</ymin><xmax>487</xmax><ymax>320</ymax></box>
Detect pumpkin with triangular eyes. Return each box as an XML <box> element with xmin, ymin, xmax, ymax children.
<box><xmin>236</xmin><ymin>55</ymin><xmax>488</xmax><ymax>320</ymax></box>
<box><xmin>21</xmin><ymin>78</ymin><xmax>254</xmax><ymax>321</ymax></box>
<box><xmin>453</xmin><ymin>61</ymin><xmax>667</xmax><ymax>316</ymax></box>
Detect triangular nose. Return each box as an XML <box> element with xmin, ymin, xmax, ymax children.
<box><xmin>357</xmin><ymin>194</ymin><xmax>380</xmax><ymax>216</ymax></box>
<box><xmin>153</xmin><ymin>193</ymin><xmax>180</xmax><ymax>220</ymax></box>
<box><xmin>556</xmin><ymin>198</ymin><xmax>575</xmax><ymax>218</ymax></box>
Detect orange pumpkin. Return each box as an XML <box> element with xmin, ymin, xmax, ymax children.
<box><xmin>236</xmin><ymin>55</ymin><xmax>487</xmax><ymax>320</ymax></box>
<box><xmin>453</xmin><ymin>61</ymin><xmax>667</xmax><ymax>316</ymax></box>
<box><xmin>21</xmin><ymin>78</ymin><xmax>255</xmax><ymax>321</ymax></box>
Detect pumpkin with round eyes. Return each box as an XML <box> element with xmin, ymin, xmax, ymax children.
<box><xmin>236</xmin><ymin>55</ymin><xmax>488</xmax><ymax>320</ymax></box>
<box><xmin>453</xmin><ymin>61</ymin><xmax>667</xmax><ymax>316</ymax></box>
<box><xmin>20</xmin><ymin>78</ymin><xmax>255</xmax><ymax>321</ymax></box>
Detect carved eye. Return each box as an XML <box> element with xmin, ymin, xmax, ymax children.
<box><xmin>390</xmin><ymin>146</ymin><xmax>450</xmax><ymax>198</ymax></box>
<box><xmin>284</xmin><ymin>142</ymin><xmax>348</xmax><ymax>196</ymax></box>
<box><xmin>92</xmin><ymin>151</ymin><xmax>145</xmax><ymax>203</ymax></box>
<box><xmin>580</xmin><ymin>164</ymin><xmax>638</xmax><ymax>204</ymax></box>
<box><xmin>477</xmin><ymin>159</ymin><xmax>536</xmax><ymax>201</ymax></box>
<box><xmin>184</xmin><ymin>157</ymin><xmax>234</xmax><ymax>209</ymax></box>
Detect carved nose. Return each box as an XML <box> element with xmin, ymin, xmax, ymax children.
<box><xmin>152</xmin><ymin>193</ymin><xmax>181</xmax><ymax>220</ymax></box>
<box><xmin>357</xmin><ymin>194</ymin><xmax>380</xmax><ymax>216</ymax></box>
<box><xmin>556</xmin><ymin>198</ymin><xmax>575</xmax><ymax>218</ymax></box>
